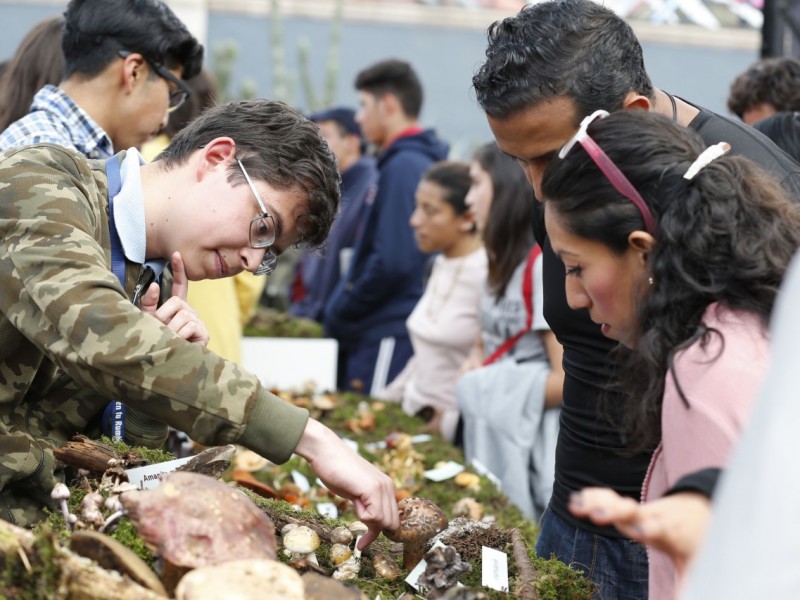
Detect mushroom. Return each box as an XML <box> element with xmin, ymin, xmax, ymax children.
<box><xmin>79</xmin><ymin>492</ymin><xmax>105</xmax><ymax>529</ymax></box>
<box><xmin>373</xmin><ymin>553</ymin><xmax>402</xmax><ymax>581</ymax></box>
<box><xmin>174</xmin><ymin>559</ymin><xmax>304</xmax><ymax>600</ymax></box>
<box><xmin>454</xmin><ymin>472</ymin><xmax>481</xmax><ymax>491</ymax></box>
<box><xmin>120</xmin><ymin>471</ymin><xmax>277</xmax><ymax>595</ymax></box>
<box><xmin>452</xmin><ymin>497</ymin><xmax>484</xmax><ymax>521</ymax></box>
<box><xmin>329</xmin><ymin>543</ymin><xmax>353</xmax><ymax>567</ymax></box>
<box><xmin>331</xmin><ymin>556</ymin><xmax>360</xmax><ymax>581</ymax></box>
<box><xmin>330</xmin><ymin>526</ymin><xmax>353</xmax><ymax>546</ymax></box>
<box><xmin>348</xmin><ymin>520</ymin><xmax>368</xmax><ymax>559</ymax></box>
<box><xmin>234</xmin><ymin>450</ymin><xmax>269</xmax><ymax>473</ymax></box>
<box><xmin>282</xmin><ymin>525</ymin><xmax>320</xmax><ymax>566</ymax></box>
<box><xmin>51</xmin><ymin>482</ymin><xmax>72</xmax><ymax>530</ymax></box>
<box><xmin>384</xmin><ymin>497</ymin><xmax>448</xmax><ymax>571</ymax></box>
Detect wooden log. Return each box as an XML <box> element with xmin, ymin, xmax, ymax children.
<box><xmin>511</xmin><ymin>528</ymin><xmax>538</xmax><ymax>600</ymax></box>
<box><xmin>53</xmin><ymin>435</ymin><xmax>121</xmax><ymax>472</ymax></box>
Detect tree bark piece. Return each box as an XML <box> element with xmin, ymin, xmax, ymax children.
<box><xmin>511</xmin><ymin>528</ymin><xmax>537</xmax><ymax>600</ymax></box>
<box><xmin>53</xmin><ymin>435</ymin><xmax>122</xmax><ymax>472</ymax></box>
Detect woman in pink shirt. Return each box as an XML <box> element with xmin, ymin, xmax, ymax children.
<box><xmin>539</xmin><ymin>110</ymin><xmax>800</xmax><ymax>599</ymax></box>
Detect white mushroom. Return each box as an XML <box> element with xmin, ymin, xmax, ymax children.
<box><xmin>51</xmin><ymin>483</ymin><xmax>72</xmax><ymax>530</ymax></box>
<box><xmin>332</xmin><ymin>556</ymin><xmax>360</xmax><ymax>581</ymax></box>
<box><xmin>282</xmin><ymin>525</ymin><xmax>320</xmax><ymax>566</ymax></box>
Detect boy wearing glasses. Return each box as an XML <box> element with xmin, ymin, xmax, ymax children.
<box><xmin>0</xmin><ymin>0</ymin><xmax>202</xmax><ymax>157</ymax></box>
<box><xmin>0</xmin><ymin>99</ymin><xmax>400</xmax><ymax>545</ymax></box>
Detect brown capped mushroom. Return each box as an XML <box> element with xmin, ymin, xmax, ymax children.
<box><xmin>384</xmin><ymin>497</ymin><xmax>448</xmax><ymax>571</ymax></box>
<box><xmin>330</xmin><ymin>526</ymin><xmax>353</xmax><ymax>546</ymax></box>
<box><xmin>120</xmin><ymin>471</ymin><xmax>277</xmax><ymax>594</ymax></box>
<box><xmin>373</xmin><ymin>553</ymin><xmax>402</xmax><ymax>581</ymax></box>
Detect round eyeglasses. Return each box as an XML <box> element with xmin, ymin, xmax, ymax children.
<box><xmin>238</xmin><ymin>159</ymin><xmax>279</xmax><ymax>276</ymax></box>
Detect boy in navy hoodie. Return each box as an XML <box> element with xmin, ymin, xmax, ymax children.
<box><xmin>325</xmin><ymin>59</ymin><xmax>448</xmax><ymax>396</ymax></box>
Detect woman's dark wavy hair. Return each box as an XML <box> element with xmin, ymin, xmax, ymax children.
<box><xmin>541</xmin><ymin>110</ymin><xmax>800</xmax><ymax>451</ymax></box>
<box><xmin>421</xmin><ymin>161</ymin><xmax>472</xmax><ymax>216</ymax></box>
<box><xmin>159</xmin><ymin>99</ymin><xmax>341</xmax><ymax>250</ymax></box>
<box><xmin>474</xmin><ymin>142</ymin><xmax>535</xmax><ymax>298</ymax></box>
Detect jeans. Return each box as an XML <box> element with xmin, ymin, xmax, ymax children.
<box><xmin>536</xmin><ymin>508</ymin><xmax>649</xmax><ymax>600</ymax></box>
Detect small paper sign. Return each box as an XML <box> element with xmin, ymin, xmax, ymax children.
<box><xmin>364</xmin><ymin>433</ymin><xmax>432</xmax><ymax>453</ymax></box>
<box><xmin>291</xmin><ymin>469</ymin><xmax>311</xmax><ymax>493</ymax></box>
<box><xmin>424</xmin><ymin>460</ymin><xmax>465</xmax><ymax>482</ymax></box>
<box><xmin>125</xmin><ymin>456</ymin><xmax>193</xmax><ymax>490</ymax></box>
<box><xmin>316</xmin><ymin>502</ymin><xmax>338</xmax><ymax>519</ymax></box>
<box><xmin>470</xmin><ymin>458</ymin><xmax>503</xmax><ymax>490</ymax></box>
<box><xmin>481</xmin><ymin>546</ymin><xmax>509</xmax><ymax>592</ymax></box>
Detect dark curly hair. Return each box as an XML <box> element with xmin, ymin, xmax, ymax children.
<box><xmin>728</xmin><ymin>58</ymin><xmax>800</xmax><ymax>121</ymax></box>
<box><xmin>541</xmin><ymin>110</ymin><xmax>800</xmax><ymax>451</ymax></box>
<box><xmin>472</xmin><ymin>0</ymin><xmax>653</xmax><ymax>121</ymax></box>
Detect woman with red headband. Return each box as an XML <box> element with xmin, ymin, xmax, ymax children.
<box><xmin>540</xmin><ymin>109</ymin><xmax>800</xmax><ymax>599</ymax></box>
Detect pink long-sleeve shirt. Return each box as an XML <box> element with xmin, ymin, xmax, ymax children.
<box><xmin>642</xmin><ymin>303</ymin><xmax>770</xmax><ymax>600</ymax></box>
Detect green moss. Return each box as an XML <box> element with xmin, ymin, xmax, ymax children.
<box><xmin>99</xmin><ymin>436</ymin><xmax>176</xmax><ymax>464</ymax></box>
<box><xmin>244</xmin><ymin>307</ymin><xmax>324</xmax><ymax>338</ymax></box>
<box><xmin>109</xmin><ymin>518</ymin><xmax>156</xmax><ymax>567</ymax></box>
<box><xmin>1</xmin><ymin>525</ymin><xmax>64</xmax><ymax>600</ymax></box>
<box><xmin>533</xmin><ymin>554</ymin><xmax>595</xmax><ymax>599</ymax></box>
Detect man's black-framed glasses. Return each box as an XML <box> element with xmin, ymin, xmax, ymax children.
<box><xmin>118</xmin><ymin>51</ymin><xmax>191</xmax><ymax>113</ymax></box>
<box><xmin>237</xmin><ymin>159</ymin><xmax>278</xmax><ymax>276</ymax></box>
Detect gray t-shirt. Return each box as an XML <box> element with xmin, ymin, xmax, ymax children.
<box><xmin>480</xmin><ymin>250</ymin><xmax>548</xmax><ymax>363</ymax></box>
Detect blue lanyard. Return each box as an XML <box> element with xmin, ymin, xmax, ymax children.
<box><xmin>103</xmin><ymin>155</ymin><xmax>126</xmax><ymax>441</ymax></box>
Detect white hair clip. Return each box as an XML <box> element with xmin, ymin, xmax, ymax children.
<box><xmin>683</xmin><ymin>142</ymin><xmax>731</xmax><ymax>181</ymax></box>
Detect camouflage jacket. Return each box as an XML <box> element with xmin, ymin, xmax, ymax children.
<box><xmin>0</xmin><ymin>145</ymin><xmax>309</xmax><ymax>525</ymax></box>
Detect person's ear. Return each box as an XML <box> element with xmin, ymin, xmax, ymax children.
<box><xmin>621</xmin><ymin>92</ymin><xmax>651</xmax><ymax>112</ymax></box>
<box><xmin>628</xmin><ymin>230</ymin><xmax>655</xmax><ymax>262</ymax></box>
<box><xmin>196</xmin><ymin>137</ymin><xmax>236</xmax><ymax>180</ymax></box>
<box><xmin>458</xmin><ymin>211</ymin><xmax>477</xmax><ymax>233</ymax></box>
<box><xmin>120</xmin><ymin>52</ymin><xmax>146</xmax><ymax>93</ymax></box>
<box><xmin>380</xmin><ymin>92</ymin><xmax>399</xmax><ymax>117</ymax></box>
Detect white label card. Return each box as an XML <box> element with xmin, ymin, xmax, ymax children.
<box><xmin>424</xmin><ymin>460</ymin><xmax>465</xmax><ymax>482</ymax></box>
<box><xmin>316</xmin><ymin>502</ymin><xmax>338</xmax><ymax>519</ymax></box>
<box><xmin>125</xmin><ymin>456</ymin><xmax>194</xmax><ymax>490</ymax></box>
<box><xmin>481</xmin><ymin>546</ymin><xmax>509</xmax><ymax>592</ymax></box>
<box><xmin>291</xmin><ymin>469</ymin><xmax>311</xmax><ymax>493</ymax></box>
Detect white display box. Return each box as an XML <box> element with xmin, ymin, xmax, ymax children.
<box><xmin>240</xmin><ymin>337</ymin><xmax>338</xmax><ymax>392</ymax></box>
